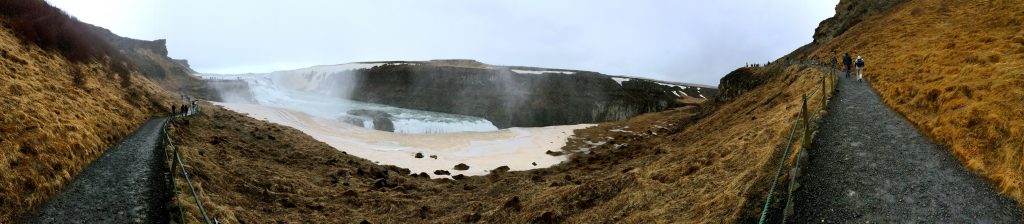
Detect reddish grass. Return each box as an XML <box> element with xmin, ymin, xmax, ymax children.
<box><xmin>813</xmin><ymin>0</ymin><xmax>1024</xmax><ymax>206</ymax></box>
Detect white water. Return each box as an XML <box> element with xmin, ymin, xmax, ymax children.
<box><xmin>200</xmin><ymin>62</ymin><xmax>605</xmax><ymax>176</ymax></box>
<box><xmin>201</xmin><ymin>63</ymin><xmax>498</xmax><ymax>134</ymax></box>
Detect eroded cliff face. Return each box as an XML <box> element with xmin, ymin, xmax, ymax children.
<box><xmin>348</xmin><ymin>63</ymin><xmax>713</xmax><ymax>128</ymax></box>
<box><xmin>715</xmin><ymin>67</ymin><xmax>768</xmax><ymax>103</ymax></box>
<box><xmin>84</xmin><ymin>24</ymin><xmax>230</xmax><ymax>101</ymax></box>
<box><xmin>205</xmin><ymin>61</ymin><xmax>716</xmax><ymax>128</ymax></box>
<box><xmin>813</xmin><ymin>0</ymin><xmax>910</xmax><ymax>44</ymax></box>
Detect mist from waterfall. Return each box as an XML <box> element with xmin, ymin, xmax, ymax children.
<box><xmin>200</xmin><ymin>63</ymin><xmax>499</xmax><ymax>134</ymax></box>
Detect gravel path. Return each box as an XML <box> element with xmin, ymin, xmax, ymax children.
<box><xmin>22</xmin><ymin>118</ymin><xmax>170</xmax><ymax>224</ymax></box>
<box><xmin>791</xmin><ymin>71</ymin><xmax>1021</xmax><ymax>223</ymax></box>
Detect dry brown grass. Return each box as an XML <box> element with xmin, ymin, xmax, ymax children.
<box><xmin>811</xmin><ymin>0</ymin><xmax>1024</xmax><ymax>204</ymax></box>
<box><xmin>165</xmin><ymin>62</ymin><xmax>830</xmax><ymax>223</ymax></box>
<box><xmin>0</xmin><ymin>24</ymin><xmax>176</xmax><ymax>222</ymax></box>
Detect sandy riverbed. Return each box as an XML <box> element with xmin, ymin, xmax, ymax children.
<box><xmin>214</xmin><ymin>102</ymin><xmax>593</xmax><ymax>176</ymax></box>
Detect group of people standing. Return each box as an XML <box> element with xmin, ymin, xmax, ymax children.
<box><xmin>831</xmin><ymin>53</ymin><xmax>866</xmax><ymax>81</ymax></box>
<box><xmin>745</xmin><ymin>62</ymin><xmax>772</xmax><ymax>68</ymax></box>
<box><xmin>171</xmin><ymin>94</ymin><xmax>200</xmax><ymax>116</ymax></box>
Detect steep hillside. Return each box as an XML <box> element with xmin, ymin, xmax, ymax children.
<box><xmin>85</xmin><ymin>24</ymin><xmax>228</xmax><ymax>101</ymax></box>
<box><xmin>809</xmin><ymin>0</ymin><xmax>1024</xmax><ymax>204</ymax></box>
<box><xmin>0</xmin><ymin>1</ymin><xmax>176</xmax><ymax>221</ymax></box>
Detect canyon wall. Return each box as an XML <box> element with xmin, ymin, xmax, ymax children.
<box><xmin>346</xmin><ymin>63</ymin><xmax>715</xmax><ymax>128</ymax></box>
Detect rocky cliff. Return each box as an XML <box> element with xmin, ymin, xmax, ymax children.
<box><xmin>205</xmin><ymin>60</ymin><xmax>715</xmax><ymax>128</ymax></box>
<box><xmin>345</xmin><ymin>62</ymin><xmax>714</xmax><ymax>128</ymax></box>
<box><xmin>715</xmin><ymin>67</ymin><xmax>768</xmax><ymax>103</ymax></box>
<box><xmin>813</xmin><ymin>0</ymin><xmax>910</xmax><ymax>44</ymax></box>
<box><xmin>84</xmin><ymin>24</ymin><xmax>230</xmax><ymax>101</ymax></box>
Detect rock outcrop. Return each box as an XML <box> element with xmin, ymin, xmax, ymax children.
<box><xmin>716</xmin><ymin>67</ymin><xmax>769</xmax><ymax>102</ymax></box>
<box><xmin>346</xmin><ymin>109</ymin><xmax>396</xmax><ymax>132</ymax></box>
<box><xmin>84</xmin><ymin>24</ymin><xmax>230</xmax><ymax>101</ymax></box>
<box><xmin>813</xmin><ymin>0</ymin><xmax>910</xmax><ymax>44</ymax></box>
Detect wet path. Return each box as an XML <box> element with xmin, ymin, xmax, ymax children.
<box><xmin>791</xmin><ymin>73</ymin><xmax>1020</xmax><ymax>223</ymax></box>
<box><xmin>22</xmin><ymin>118</ymin><xmax>170</xmax><ymax>224</ymax></box>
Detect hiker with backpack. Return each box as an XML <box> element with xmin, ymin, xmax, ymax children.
<box><xmin>842</xmin><ymin>53</ymin><xmax>853</xmax><ymax>78</ymax></box>
<box><xmin>855</xmin><ymin>56</ymin><xmax>866</xmax><ymax>82</ymax></box>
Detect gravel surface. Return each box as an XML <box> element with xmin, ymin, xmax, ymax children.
<box><xmin>22</xmin><ymin>118</ymin><xmax>170</xmax><ymax>224</ymax></box>
<box><xmin>791</xmin><ymin>72</ymin><xmax>1021</xmax><ymax>223</ymax></box>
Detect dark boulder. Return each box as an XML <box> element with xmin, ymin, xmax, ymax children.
<box><xmin>347</xmin><ymin>109</ymin><xmax>395</xmax><ymax>132</ymax></box>
<box><xmin>545</xmin><ymin>150</ymin><xmax>565</xmax><ymax>156</ymax></box>
<box><xmin>490</xmin><ymin>166</ymin><xmax>510</xmax><ymax>174</ymax></box>
<box><xmin>340</xmin><ymin>116</ymin><xmax>365</xmax><ymax>127</ymax></box>
<box><xmin>503</xmin><ymin>196</ymin><xmax>522</xmax><ymax>212</ymax></box>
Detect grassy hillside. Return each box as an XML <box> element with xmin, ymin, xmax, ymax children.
<box><xmin>810</xmin><ymin>0</ymin><xmax>1024</xmax><ymax>203</ymax></box>
<box><xmin>0</xmin><ymin>1</ymin><xmax>177</xmax><ymax>221</ymax></box>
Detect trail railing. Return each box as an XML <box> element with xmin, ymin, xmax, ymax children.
<box><xmin>758</xmin><ymin>63</ymin><xmax>838</xmax><ymax>224</ymax></box>
<box><xmin>161</xmin><ymin>106</ymin><xmax>215</xmax><ymax>224</ymax></box>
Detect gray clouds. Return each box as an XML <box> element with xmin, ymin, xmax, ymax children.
<box><xmin>48</xmin><ymin>0</ymin><xmax>838</xmax><ymax>85</ymax></box>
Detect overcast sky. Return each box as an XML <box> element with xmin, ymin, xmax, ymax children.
<box><xmin>47</xmin><ymin>0</ymin><xmax>837</xmax><ymax>85</ymax></box>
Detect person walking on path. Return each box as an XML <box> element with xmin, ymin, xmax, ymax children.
<box><xmin>842</xmin><ymin>53</ymin><xmax>853</xmax><ymax>78</ymax></box>
<box><xmin>831</xmin><ymin>55</ymin><xmax>838</xmax><ymax>69</ymax></box>
<box><xmin>180</xmin><ymin>104</ymin><xmax>187</xmax><ymax>116</ymax></box>
<box><xmin>855</xmin><ymin>56</ymin><xmax>866</xmax><ymax>82</ymax></box>
<box><xmin>831</xmin><ymin>55</ymin><xmax>838</xmax><ymax>76</ymax></box>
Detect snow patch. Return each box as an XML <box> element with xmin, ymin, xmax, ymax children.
<box><xmin>657</xmin><ymin>82</ymin><xmax>687</xmax><ymax>89</ymax></box>
<box><xmin>609</xmin><ymin>126</ymin><xmax>634</xmax><ymax>133</ymax></box>
<box><xmin>511</xmin><ymin>69</ymin><xmax>575</xmax><ymax>75</ymax></box>
<box><xmin>287</xmin><ymin>62</ymin><xmax>385</xmax><ymax>75</ymax></box>
<box><xmin>611</xmin><ymin>77</ymin><xmax>631</xmax><ymax>86</ymax></box>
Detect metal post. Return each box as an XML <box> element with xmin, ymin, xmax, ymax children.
<box><xmin>821</xmin><ymin>78</ymin><xmax>827</xmax><ymax>111</ymax></box>
<box><xmin>801</xmin><ymin>95</ymin><xmax>811</xmax><ymax>149</ymax></box>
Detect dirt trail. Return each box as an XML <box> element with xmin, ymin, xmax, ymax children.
<box><xmin>791</xmin><ymin>71</ymin><xmax>1021</xmax><ymax>222</ymax></box>
<box><xmin>21</xmin><ymin>118</ymin><xmax>170</xmax><ymax>224</ymax></box>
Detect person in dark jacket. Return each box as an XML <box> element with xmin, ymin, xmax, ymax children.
<box><xmin>842</xmin><ymin>53</ymin><xmax>853</xmax><ymax>78</ymax></box>
<box><xmin>171</xmin><ymin>105</ymin><xmax>176</xmax><ymax>115</ymax></box>
<box><xmin>180</xmin><ymin>105</ymin><xmax>187</xmax><ymax>116</ymax></box>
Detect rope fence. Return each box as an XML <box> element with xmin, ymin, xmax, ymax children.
<box><xmin>161</xmin><ymin>101</ymin><xmax>215</xmax><ymax>224</ymax></box>
<box><xmin>758</xmin><ymin>62</ymin><xmax>839</xmax><ymax>224</ymax></box>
